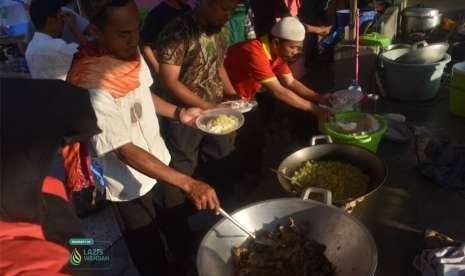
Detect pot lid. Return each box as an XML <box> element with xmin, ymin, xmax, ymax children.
<box><xmin>386</xmin><ymin>41</ymin><xmax>449</xmax><ymax>64</ymax></box>
<box><xmin>411</xmin><ymin>41</ymin><xmax>449</xmax><ymax>50</ymax></box>
<box><xmin>403</xmin><ymin>7</ymin><xmax>440</xmax><ymax>17</ymax></box>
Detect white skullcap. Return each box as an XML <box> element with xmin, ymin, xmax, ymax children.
<box><xmin>271</xmin><ymin>17</ymin><xmax>306</xmax><ymax>41</ymax></box>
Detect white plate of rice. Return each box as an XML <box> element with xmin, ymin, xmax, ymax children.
<box><xmin>196</xmin><ymin>108</ymin><xmax>244</xmax><ymax>135</ymax></box>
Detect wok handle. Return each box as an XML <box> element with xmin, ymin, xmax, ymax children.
<box><xmin>310</xmin><ymin>135</ymin><xmax>333</xmax><ymax>146</ymax></box>
<box><xmin>301</xmin><ymin>187</ymin><xmax>333</xmax><ymax>206</ymax></box>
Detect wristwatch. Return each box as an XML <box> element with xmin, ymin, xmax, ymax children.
<box><xmin>174</xmin><ymin>106</ymin><xmax>183</xmax><ymax>122</ymax></box>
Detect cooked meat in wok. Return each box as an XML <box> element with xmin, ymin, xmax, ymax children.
<box><xmin>232</xmin><ymin>218</ymin><xmax>336</xmax><ymax>276</ymax></box>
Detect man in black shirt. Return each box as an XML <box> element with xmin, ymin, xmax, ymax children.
<box><xmin>298</xmin><ymin>0</ymin><xmax>334</xmax><ymax>36</ymax></box>
<box><xmin>298</xmin><ymin>0</ymin><xmax>336</xmax><ymax>67</ymax></box>
<box><xmin>250</xmin><ymin>0</ymin><xmax>290</xmax><ymax>37</ymax></box>
<box><xmin>140</xmin><ymin>0</ymin><xmax>191</xmax><ymax>76</ymax></box>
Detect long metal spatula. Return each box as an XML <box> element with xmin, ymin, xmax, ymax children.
<box><xmin>219</xmin><ymin>208</ymin><xmax>272</xmax><ymax>246</ymax></box>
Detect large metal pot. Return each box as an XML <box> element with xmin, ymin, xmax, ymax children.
<box><xmin>276</xmin><ymin>135</ymin><xmax>387</xmax><ymax>207</ymax></box>
<box><xmin>395</xmin><ymin>41</ymin><xmax>449</xmax><ymax>64</ymax></box>
<box><xmin>402</xmin><ymin>7</ymin><xmax>442</xmax><ymax>36</ymax></box>
<box><xmin>197</xmin><ymin>188</ymin><xmax>378</xmax><ymax>276</ymax></box>
<box><xmin>380</xmin><ymin>50</ymin><xmax>451</xmax><ymax>101</ymax></box>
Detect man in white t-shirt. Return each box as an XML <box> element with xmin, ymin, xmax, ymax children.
<box><xmin>25</xmin><ymin>0</ymin><xmax>87</xmax><ymax>80</ymax></box>
<box><xmin>69</xmin><ymin>1</ymin><xmax>221</xmax><ymax>275</ymax></box>
<box><xmin>27</xmin><ymin>0</ymin><xmax>90</xmax><ymax>43</ymax></box>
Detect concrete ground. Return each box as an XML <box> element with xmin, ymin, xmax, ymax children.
<box><xmin>341</xmin><ymin>89</ymin><xmax>465</xmax><ymax>276</ymax></box>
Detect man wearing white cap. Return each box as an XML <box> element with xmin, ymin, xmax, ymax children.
<box><xmin>224</xmin><ymin>16</ymin><xmax>331</xmax><ymax>121</ymax></box>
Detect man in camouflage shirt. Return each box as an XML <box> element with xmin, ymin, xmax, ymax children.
<box><xmin>156</xmin><ymin>0</ymin><xmax>239</xmax><ymax>208</ymax></box>
<box><xmin>158</xmin><ymin>0</ymin><xmax>238</xmax><ymax>107</ymax></box>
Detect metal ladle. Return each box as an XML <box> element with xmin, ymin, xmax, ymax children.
<box><xmin>269</xmin><ymin>168</ymin><xmax>304</xmax><ymax>188</ymax></box>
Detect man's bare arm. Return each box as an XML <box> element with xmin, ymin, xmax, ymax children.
<box><xmin>116</xmin><ymin>143</ymin><xmax>220</xmax><ymax>211</ymax></box>
<box><xmin>220</xmin><ymin>65</ymin><xmax>238</xmax><ymax>98</ymax></box>
<box><xmin>278</xmin><ymin>74</ymin><xmax>323</xmax><ymax>102</ymax></box>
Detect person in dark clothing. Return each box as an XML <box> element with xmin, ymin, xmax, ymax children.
<box><xmin>0</xmin><ymin>78</ymin><xmax>100</xmax><ymax>274</ymax></box>
<box><xmin>0</xmin><ymin>78</ymin><xmax>100</xmax><ymax>224</ymax></box>
<box><xmin>250</xmin><ymin>0</ymin><xmax>290</xmax><ymax>37</ymax></box>
<box><xmin>298</xmin><ymin>0</ymin><xmax>336</xmax><ymax>67</ymax></box>
<box><xmin>298</xmin><ymin>0</ymin><xmax>334</xmax><ymax>35</ymax></box>
<box><xmin>140</xmin><ymin>0</ymin><xmax>191</xmax><ymax>75</ymax></box>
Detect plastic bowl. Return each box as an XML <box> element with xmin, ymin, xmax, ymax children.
<box><xmin>324</xmin><ymin>112</ymin><xmax>387</xmax><ymax>153</ymax></box>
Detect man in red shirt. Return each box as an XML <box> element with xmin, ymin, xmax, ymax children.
<box><xmin>224</xmin><ymin>16</ymin><xmax>330</xmax><ymax>121</ymax></box>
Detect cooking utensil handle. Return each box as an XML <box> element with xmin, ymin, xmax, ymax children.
<box><xmin>310</xmin><ymin>135</ymin><xmax>333</xmax><ymax>146</ymax></box>
<box><xmin>269</xmin><ymin>168</ymin><xmax>294</xmax><ymax>182</ymax></box>
<box><xmin>219</xmin><ymin>208</ymin><xmax>256</xmax><ymax>239</ymax></box>
<box><xmin>301</xmin><ymin>187</ymin><xmax>333</xmax><ymax>206</ymax></box>
<box><xmin>412</xmin><ymin>40</ymin><xmax>428</xmax><ymax>50</ymax></box>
